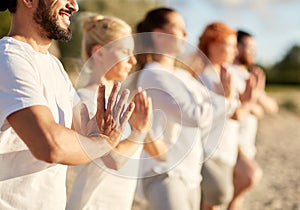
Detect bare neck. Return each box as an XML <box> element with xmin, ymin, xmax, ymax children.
<box><xmin>152</xmin><ymin>54</ymin><xmax>176</xmax><ymax>71</ymax></box>
<box><xmin>85</xmin><ymin>60</ymin><xmax>114</xmax><ymax>96</ymax></box>
<box><xmin>8</xmin><ymin>13</ymin><xmax>52</xmax><ymax>54</ymax></box>
<box><xmin>234</xmin><ymin>59</ymin><xmax>248</xmax><ymax>71</ymax></box>
<box><xmin>100</xmin><ymin>77</ymin><xmax>114</xmax><ymax>97</ymax></box>
<box><xmin>212</xmin><ymin>64</ymin><xmax>221</xmax><ymax>75</ymax></box>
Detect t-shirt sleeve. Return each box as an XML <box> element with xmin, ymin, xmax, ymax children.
<box><xmin>53</xmin><ymin>56</ymin><xmax>80</xmax><ymax>108</ymax></box>
<box><xmin>0</xmin><ymin>53</ymin><xmax>48</xmax><ymax>128</ymax></box>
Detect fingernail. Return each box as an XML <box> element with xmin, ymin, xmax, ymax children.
<box><xmin>124</xmin><ymin>89</ymin><xmax>130</xmax><ymax>95</ymax></box>
<box><xmin>130</xmin><ymin>102</ymin><xmax>135</xmax><ymax>110</ymax></box>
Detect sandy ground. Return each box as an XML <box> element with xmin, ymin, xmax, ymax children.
<box><xmin>132</xmin><ymin>108</ymin><xmax>300</xmax><ymax>210</ymax></box>
<box><xmin>243</xmin><ymin>108</ymin><xmax>300</xmax><ymax>210</ymax></box>
<box><xmin>67</xmin><ymin>73</ymin><xmax>300</xmax><ymax>209</ymax></box>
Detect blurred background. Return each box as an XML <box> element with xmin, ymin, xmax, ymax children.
<box><xmin>1</xmin><ymin>0</ymin><xmax>299</xmax><ymax>209</ymax></box>
<box><xmin>1</xmin><ymin>0</ymin><xmax>299</xmax><ymax>112</ymax></box>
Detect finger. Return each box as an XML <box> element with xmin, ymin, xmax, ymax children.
<box><xmin>132</xmin><ymin>87</ymin><xmax>142</xmax><ymax>99</ymax></box>
<box><xmin>140</xmin><ymin>91</ymin><xmax>147</xmax><ymax>112</ymax></box>
<box><xmin>114</xmin><ymin>89</ymin><xmax>130</xmax><ymax>121</ymax></box>
<box><xmin>103</xmin><ymin>115</ymin><xmax>113</xmax><ymax>133</ymax></box>
<box><xmin>250</xmin><ymin>74</ymin><xmax>258</xmax><ymax>87</ymax></box>
<box><xmin>147</xmin><ymin>97</ymin><xmax>152</xmax><ymax>118</ymax></box>
<box><xmin>96</xmin><ymin>83</ymin><xmax>106</xmax><ymax>120</ymax></box>
<box><xmin>227</xmin><ymin>72</ymin><xmax>232</xmax><ymax>83</ymax></box>
<box><xmin>220</xmin><ymin>66</ymin><xmax>226</xmax><ymax>81</ymax></box>
<box><xmin>120</xmin><ymin>102</ymin><xmax>135</xmax><ymax>130</ymax></box>
<box><xmin>134</xmin><ymin>91</ymin><xmax>143</xmax><ymax>113</ymax></box>
<box><xmin>147</xmin><ymin>97</ymin><xmax>152</xmax><ymax>111</ymax></box>
<box><xmin>107</xmin><ymin>82</ymin><xmax>121</xmax><ymax>113</ymax></box>
<box><xmin>80</xmin><ymin>102</ymin><xmax>90</xmax><ymax>134</ymax></box>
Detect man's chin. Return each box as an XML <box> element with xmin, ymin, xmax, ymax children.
<box><xmin>50</xmin><ymin>30</ymin><xmax>72</xmax><ymax>42</ymax></box>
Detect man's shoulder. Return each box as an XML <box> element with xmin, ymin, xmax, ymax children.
<box><xmin>0</xmin><ymin>37</ymin><xmax>34</xmax><ymax>60</ymax></box>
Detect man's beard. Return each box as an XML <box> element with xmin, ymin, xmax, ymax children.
<box><xmin>33</xmin><ymin>0</ymin><xmax>72</xmax><ymax>42</ymax></box>
<box><xmin>238</xmin><ymin>54</ymin><xmax>252</xmax><ymax>67</ymax></box>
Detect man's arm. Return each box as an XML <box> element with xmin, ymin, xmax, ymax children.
<box><xmin>7</xmin><ymin>105</ymin><xmax>107</xmax><ymax>165</ymax></box>
<box><xmin>7</xmin><ymin>83</ymin><xmax>134</xmax><ymax>165</ymax></box>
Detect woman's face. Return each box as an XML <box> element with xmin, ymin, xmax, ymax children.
<box><xmin>153</xmin><ymin>12</ymin><xmax>187</xmax><ymax>55</ymax></box>
<box><xmin>209</xmin><ymin>34</ymin><xmax>237</xmax><ymax>65</ymax></box>
<box><xmin>161</xmin><ymin>12</ymin><xmax>187</xmax><ymax>39</ymax></box>
<box><xmin>102</xmin><ymin>36</ymin><xmax>137</xmax><ymax>81</ymax></box>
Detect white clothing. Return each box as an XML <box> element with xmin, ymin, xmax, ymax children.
<box><xmin>200</xmin><ymin>65</ymin><xmax>243</xmax><ymax>166</ymax></box>
<box><xmin>67</xmin><ymin>88</ymin><xmax>143</xmax><ymax>210</ymax></box>
<box><xmin>238</xmin><ymin>114</ymin><xmax>258</xmax><ymax>159</ymax></box>
<box><xmin>231</xmin><ymin>66</ymin><xmax>258</xmax><ymax>159</ymax></box>
<box><xmin>0</xmin><ymin>37</ymin><xmax>78</xmax><ymax>209</ymax></box>
<box><xmin>137</xmin><ymin>62</ymin><xmax>211</xmax><ymax>190</ymax></box>
<box><xmin>142</xmin><ymin>173</ymin><xmax>201</xmax><ymax>210</ymax></box>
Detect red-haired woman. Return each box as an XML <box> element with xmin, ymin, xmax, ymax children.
<box><xmin>198</xmin><ymin>22</ymin><xmax>257</xmax><ymax>210</ymax></box>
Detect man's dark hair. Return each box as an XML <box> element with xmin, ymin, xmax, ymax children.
<box><xmin>237</xmin><ymin>30</ymin><xmax>252</xmax><ymax>44</ymax></box>
<box><xmin>0</xmin><ymin>0</ymin><xmax>18</xmax><ymax>13</ymax></box>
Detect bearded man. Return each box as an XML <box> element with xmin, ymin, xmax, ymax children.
<box><xmin>0</xmin><ymin>0</ymin><xmax>134</xmax><ymax>209</ymax></box>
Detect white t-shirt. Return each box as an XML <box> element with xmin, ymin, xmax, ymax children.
<box><xmin>0</xmin><ymin>37</ymin><xmax>78</xmax><ymax>210</ymax></box>
<box><xmin>67</xmin><ymin>88</ymin><xmax>143</xmax><ymax>210</ymax></box>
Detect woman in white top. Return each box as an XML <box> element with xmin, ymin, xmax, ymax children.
<box><xmin>197</xmin><ymin>22</ymin><xmax>258</xmax><ymax>210</ymax></box>
<box><xmin>134</xmin><ymin>8</ymin><xmax>230</xmax><ymax>210</ymax></box>
<box><xmin>66</xmin><ymin>14</ymin><xmax>159</xmax><ymax>210</ymax></box>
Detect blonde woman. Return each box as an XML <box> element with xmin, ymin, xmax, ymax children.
<box><xmin>66</xmin><ymin>14</ymin><xmax>157</xmax><ymax>210</ymax></box>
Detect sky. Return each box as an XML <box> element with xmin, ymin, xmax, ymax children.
<box><xmin>164</xmin><ymin>0</ymin><xmax>300</xmax><ymax>66</ymax></box>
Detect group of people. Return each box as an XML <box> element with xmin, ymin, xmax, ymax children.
<box><xmin>0</xmin><ymin>0</ymin><xmax>278</xmax><ymax>210</ymax></box>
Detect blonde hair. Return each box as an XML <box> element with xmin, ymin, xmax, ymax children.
<box><xmin>82</xmin><ymin>13</ymin><xmax>132</xmax><ymax>61</ymax></box>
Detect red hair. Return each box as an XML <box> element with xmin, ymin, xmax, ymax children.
<box><xmin>198</xmin><ymin>22</ymin><xmax>236</xmax><ymax>56</ymax></box>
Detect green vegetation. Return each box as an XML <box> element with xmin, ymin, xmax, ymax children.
<box><xmin>0</xmin><ymin>10</ymin><xmax>11</xmax><ymax>37</ymax></box>
<box><xmin>60</xmin><ymin>0</ymin><xmax>161</xmax><ymax>73</ymax></box>
<box><xmin>0</xmin><ymin>0</ymin><xmax>161</xmax><ymax>73</ymax></box>
<box><xmin>265</xmin><ymin>45</ymin><xmax>300</xmax><ymax>84</ymax></box>
<box><xmin>266</xmin><ymin>85</ymin><xmax>300</xmax><ymax>115</ymax></box>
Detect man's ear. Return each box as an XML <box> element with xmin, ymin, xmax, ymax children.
<box><xmin>91</xmin><ymin>44</ymin><xmax>103</xmax><ymax>61</ymax></box>
<box><xmin>22</xmin><ymin>0</ymin><xmax>34</xmax><ymax>8</ymax></box>
<box><xmin>151</xmin><ymin>28</ymin><xmax>164</xmax><ymax>45</ymax></box>
<box><xmin>91</xmin><ymin>44</ymin><xmax>102</xmax><ymax>55</ymax></box>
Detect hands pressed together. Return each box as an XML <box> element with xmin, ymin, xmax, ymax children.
<box><xmin>129</xmin><ymin>87</ymin><xmax>152</xmax><ymax>132</ymax></box>
<box><xmin>80</xmin><ymin>82</ymin><xmax>152</xmax><ymax>150</ymax></box>
<box><xmin>80</xmin><ymin>82</ymin><xmax>135</xmax><ymax>149</ymax></box>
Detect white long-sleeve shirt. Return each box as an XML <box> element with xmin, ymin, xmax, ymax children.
<box><xmin>200</xmin><ymin>65</ymin><xmax>244</xmax><ymax>165</ymax></box>
<box><xmin>137</xmin><ymin>62</ymin><xmax>227</xmax><ymax>188</ymax></box>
